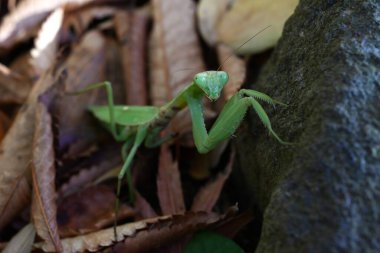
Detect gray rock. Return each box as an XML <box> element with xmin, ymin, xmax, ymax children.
<box><xmin>235</xmin><ymin>1</ymin><xmax>380</xmax><ymax>252</ymax></box>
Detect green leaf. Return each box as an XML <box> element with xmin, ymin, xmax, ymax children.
<box><xmin>183</xmin><ymin>231</ymin><xmax>244</xmax><ymax>253</ymax></box>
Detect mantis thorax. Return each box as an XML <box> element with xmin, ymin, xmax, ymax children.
<box><xmin>193</xmin><ymin>71</ymin><xmax>229</xmax><ymax>101</ymax></box>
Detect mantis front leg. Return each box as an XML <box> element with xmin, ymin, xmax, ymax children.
<box><xmin>186</xmin><ymin>89</ymin><xmax>288</xmax><ymax>154</ymax></box>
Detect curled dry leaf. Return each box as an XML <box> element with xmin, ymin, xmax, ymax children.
<box><xmin>31</xmin><ymin>100</ymin><xmax>62</xmax><ymax>252</ymax></box>
<box><xmin>0</xmin><ymin>69</ymin><xmax>56</xmax><ymax>230</ymax></box>
<box><xmin>218</xmin><ymin>0</ymin><xmax>299</xmax><ymax>54</ymax></box>
<box><xmin>58</xmin><ymin>185</ymin><xmax>135</xmax><ymax>237</ymax></box>
<box><xmin>2</xmin><ymin>223</ymin><xmax>36</xmax><ymax>253</ymax></box>
<box><xmin>30</xmin><ymin>8</ymin><xmax>64</xmax><ymax>75</ymax></box>
<box><xmin>0</xmin><ymin>0</ymin><xmax>92</xmax><ymax>52</ymax></box>
<box><xmin>157</xmin><ymin>144</ymin><xmax>185</xmax><ymax>215</ymax></box>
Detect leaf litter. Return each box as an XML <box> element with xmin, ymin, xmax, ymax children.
<box><xmin>0</xmin><ymin>0</ymin><xmax>298</xmax><ymax>252</ymax></box>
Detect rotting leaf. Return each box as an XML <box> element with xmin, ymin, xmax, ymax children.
<box><xmin>0</xmin><ymin>69</ymin><xmax>57</xmax><ymax>230</ymax></box>
<box><xmin>191</xmin><ymin>151</ymin><xmax>235</xmax><ymax>212</ymax></box>
<box><xmin>157</xmin><ymin>144</ymin><xmax>185</xmax><ymax>215</ymax></box>
<box><xmin>58</xmin><ymin>185</ymin><xmax>136</xmax><ymax>237</ymax></box>
<box><xmin>31</xmin><ymin>100</ymin><xmax>62</xmax><ymax>252</ymax></box>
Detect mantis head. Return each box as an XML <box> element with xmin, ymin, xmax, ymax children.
<box><xmin>194</xmin><ymin>71</ymin><xmax>229</xmax><ymax>101</ymax></box>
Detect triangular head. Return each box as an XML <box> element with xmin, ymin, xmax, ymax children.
<box><xmin>193</xmin><ymin>71</ymin><xmax>229</xmax><ymax>101</ymax></box>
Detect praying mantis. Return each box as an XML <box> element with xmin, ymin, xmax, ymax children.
<box><xmin>73</xmin><ymin>70</ymin><xmax>288</xmax><ymax>204</ymax></box>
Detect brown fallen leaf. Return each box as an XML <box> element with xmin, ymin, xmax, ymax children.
<box><xmin>30</xmin><ymin>8</ymin><xmax>64</xmax><ymax>75</ymax></box>
<box><xmin>217</xmin><ymin>44</ymin><xmax>247</xmax><ymax>100</ymax></box>
<box><xmin>54</xmin><ymin>31</ymin><xmax>109</xmax><ymax>157</ymax></box>
<box><xmin>35</xmin><ymin>207</ymin><xmax>237</xmax><ymax>252</ymax></box>
<box><xmin>58</xmin><ymin>185</ymin><xmax>136</xmax><ymax>237</ymax></box>
<box><xmin>157</xmin><ymin>144</ymin><xmax>185</xmax><ymax>215</ymax></box>
<box><xmin>0</xmin><ymin>69</ymin><xmax>57</xmax><ymax>230</ymax></box>
<box><xmin>0</xmin><ymin>110</ymin><xmax>11</xmax><ymax>142</ymax></box>
<box><xmin>0</xmin><ymin>63</ymin><xmax>33</xmax><ymax>104</ymax></box>
<box><xmin>115</xmin><ymin>8</ymin><xmax>149</xmax><ymax>105</ymax></box>
<box><xmin>113</xmin><ymin>207</ymin><xmax>238</xmax><ymax>253</ymax></box>
<box><xmin>217</xmin><ymin>0</ymin><xmax>299</xmax><ymax>54</ymax></box>
<box><xmin>197</xmin><ymin>0</ymin><xmax>233</xmax><ymax>46</ymax></box>
<box><xmin>191</xmin><ymin>150</ymin><xmax>235</xmax><ymax>212</ymax></box>
<box><xmin>2</xmin><ymin>223</ymin><xmax>36</xmax><ymax>253</ymax></box>
<box><xmin>31</xmin><ymin>100</ymin><xmax>62</xmax><ymax>252</ymax></box>
<box><xmin>149</xmin><ymin>0</ymin><xmax>208</xmax><ymax>145</ymax></box>
<box><xmin>58</xmin><ymin>146</ymin><xmax>122</xmax><ymax>197</ymax></box>
<box><xmin>0</xmin><ymin>0</ymin><xmax>93</xmax><ymax>53</ymax></box>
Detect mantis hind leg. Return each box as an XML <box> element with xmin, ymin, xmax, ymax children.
<box><xmin>114</xmin><ymin>125</ymin><xmax>148</xmax><ymax>238</ymax></box>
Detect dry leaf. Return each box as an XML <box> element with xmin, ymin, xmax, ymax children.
<box><xmin>58</xmin><ymin>185</ymin><xmax>135</xmax><ymax>237</ymax></box>
<box><xmin>115</xmin><ymin>8</ymin><xmax>149</xmax><ymax>105</ymax></box>
<box><xmin>197</xmin><ymin>0</ymin><xmax>233</xmax><ymax>46</ymax></box>
<box><xmin>191</xmin><ymin>151</ymin><xmax>235</xmax><ymax>212</ymax></box>
<box><xmin>54</xmin><ymin>31</ymin><xmax>108</xmax><ymax>156</ymax></box>
<box><xmin>0</xmin><ymin>69</ymin><xmax>57</xmax><ymax>230</ymax></box>
<box><xmin>149</xmin><ymin>0</ymin><xmax>205</xmax><ymax>105</ymax></box>
<box><xmin>31</xmin><ymin>100</ymin><xmax>62</xmax><ymax>252</ymax></box>
<box><xmin>0</xmin><ymin>63</ymin><xmax>33</xmax><ymax>104</ymax></box>
<box><xmin>0</xmin><ymin>0</ymin><xmax>92</xmax><ymax>52</ymax></box>
<box><xmin>157</xmin><ymin>144</ymin><xmax>185</xmax><ymax>215</ymax></box>
<box><xmin>217</xmin><ymin>44</ymin><xmax>246</xmax><ymax>100</ymax></box>
<box><xmin>0</xmin><ymin>110</ymin><xmax>11</xmax><ymax>142</ymax></box>
<box><xmin>35</xmin><ymin>216</ymin><xmax>167</xmax><ymax>252</ymax></box>
<box><xmin>113</xmin><ymin>207</ymin><xmax>238</xmax><ymax>253</ymax></box>
<box><xmin>2</xmin><ymin>223</ymin><xmax>36</xmax><ymax>253</ymax></box>
<box><xmin>135</xmin><ymin>191</ymin><xmax>158</xmax><ymax>219</ymax></box>
<box><xmin>149</xmin><ymin>0</ymin><xmax>219</xmax><ymax>147</ymax></box>
<box><xmin>30</xmin><ymin>8</ymin><xmax>64</xmax><ymax>75</ymax></box>
<box><xmin>58</xmin><ymin>146</ymin><xmax>122</xmax><ymax>197</ymax></box>
<box><xmin>217</xmin><ymin>0</ymin><xmax>299</xmax><ymax>54</ymax></box>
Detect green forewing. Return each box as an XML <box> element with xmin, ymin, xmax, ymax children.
<box><xmin>89</xmin><ymin>105</ymin><xmax>159</xmax><ymax>126</ymax></box>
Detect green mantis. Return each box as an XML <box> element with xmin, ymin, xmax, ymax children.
<box><xmin>74</xmin><ymin>70</ymin><xmax>288</xmax><ymax>205</ymax></box>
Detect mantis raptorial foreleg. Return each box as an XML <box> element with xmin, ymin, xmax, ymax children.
<box><xmin>186</xmin><ymin>89</ymin><xmax>289</xmax><ymax>154</ymax></box>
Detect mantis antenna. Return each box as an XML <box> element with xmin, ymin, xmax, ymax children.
<box><xmin>216</xmin><ymin>25</ymin><xmax>272</xmax><ymax>71</ymax></box>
